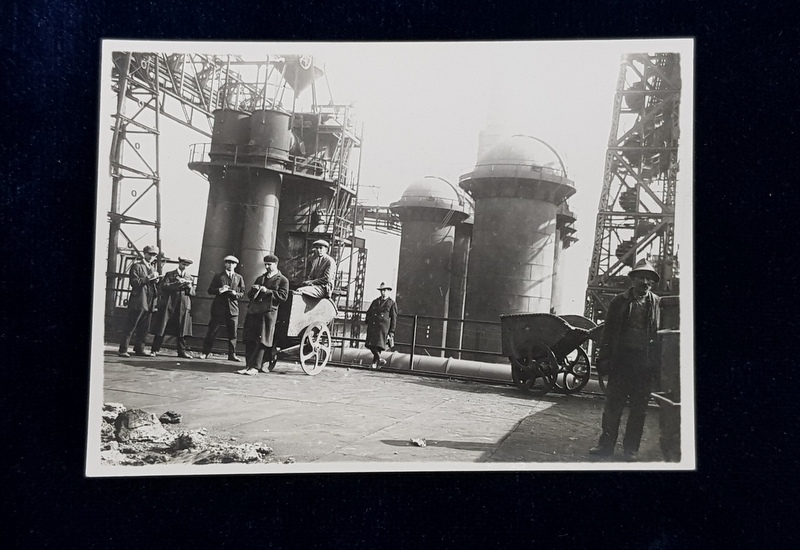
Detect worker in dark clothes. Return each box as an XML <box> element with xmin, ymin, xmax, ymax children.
<box><xmin>294</xmin><ymin>240</ymin><xmax>335</xmax><ymax>299</ymax></box>
<box><xmin>590</xmin><ymin>258</ymin><xmax>662</xmax><ymax>462</ymax></box>
<box><xmin>200</xmin><ymin>255</ymin><xmax>245</xmax><ymax>362</ymax></box>
<box><xmin>364</xmin><ymin>282</ymin><xmax>398</xmax><ymax>369</ymax></box>
<box><xmin>151</xmin><ymin>256</ymin><xmax>196</xmax><ymax>358</ymax></box>
<box><xmin>238</xmin><ymin>254</ymin><xmax>289</xmax><ymax>376</ymax></box>
<box><xmin>118</xmin><ymin>245</ymin><xmax>161</xmax><ymax>357</ymax></box>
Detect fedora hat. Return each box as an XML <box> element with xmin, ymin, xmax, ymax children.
<box><xmin>377</xmin><ymin>282</ymin><xmax>392</xmax><ymax>291</ymax></box>
<box><xmin>628</xmin><ymin>258</ymin><xmax>660</xmax><ymax>283</ymax></box>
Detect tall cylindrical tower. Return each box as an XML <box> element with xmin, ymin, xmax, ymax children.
<box><xmin>459</xmin><ymin>135</ymin><xmax>575</xmax><ymax>358</ymax></box>
<box><xmin>390</xmin><ymin>176</ymin><xmax>471</xmax><ymax>356</ymax></box>
<box><xmin>445</xmin><ymin>212</ymin><xmax>473</xmax><ymax>355</ymax></box>
<box><xmin>239</xmin><ymin>170</ymin><xmax>282</xmax><ymax>287</ymax></box>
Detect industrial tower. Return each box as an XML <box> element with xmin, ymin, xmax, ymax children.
<box><xmin>585</xmin><ymin>53</ymin><xmax>682</xmax><ymax>323</ymax></box>
<box><xmin>106</xmin><ymin>52</ymin><xmax>366</xmax><ymax>336</ymax></box>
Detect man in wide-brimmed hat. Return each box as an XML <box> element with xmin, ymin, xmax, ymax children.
<box><xmin>364</xmin><ymin>282</ymin><xmax>398</xmax><ymax>369</ymax></box>
<box><xmin>118</xmin><ymin>245</ymin><xmax>161</xmax><ymax>357</ymax></box>
<box><xmin>151</xmin><ymin>256</ymin><xmax>196</xmax><ymax>359</ymax></box>
<box><xmin>201</xmin><ymin>255</ymin><xmax>245</xmax><ymax>362</ymax></box>
<box><xmin>294</xmin><ymin>239</ymin><xmax>335</xmax><ymax>299</ymax></box>
<box><xmin>590</xmin><ymin>258</ymin><xmax>662</xmax><ymax>462</ymax></box>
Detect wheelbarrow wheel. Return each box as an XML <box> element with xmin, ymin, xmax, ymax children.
<box><xmin>555</xmin><ymin>346</ymin><xmax>591</xmax><ymax>394</ymax></box>
<box><xmin>299</xmin><ymin>322</ymin><xmax>331</xmax><ymax>376</ymax></box>
<box><xmin>509</xmin><ymin>342</ymin><xmax>558</xmax><ymax>396</ymax></box>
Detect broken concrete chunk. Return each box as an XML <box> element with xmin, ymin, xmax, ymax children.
<box><xmin>159</xmin><ymin>411</ymin><xmax>182</xmax><ymax>424</ymax></box>
<box><xmin>410</xmin><ymin>438</ymin><xmax>427</xmax><ymax>447</ymax></box>
<box><xmin>102</xmin><ymin>402</ymin><xmax>126</xmax><ymax>423</ymax></box>
<box><xmin>115</xmin><ymin>409</ymin><xmax>169</xmax><ymax>443</ymax></box>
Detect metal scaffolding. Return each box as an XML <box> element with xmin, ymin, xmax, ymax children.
<box><xmin>585</xmin><ymin>53</ymin><xmax>682</xmax><ymax>323</ymax></box>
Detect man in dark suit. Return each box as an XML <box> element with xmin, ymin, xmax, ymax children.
<box><xmin>151</xmin><ymin>256</ymin><xmax>196</xmax><ymax>358</ymax></box>
<box><xmin>294</xmin><ymin>239</ymin><xmax>335</xmax><ymax>299</ymax></box>
<box><xmin>118</xmin><ymin>245</ymin><xmax>161</xmax><ymax>357</ymax></box>
<box><xmin>238</xmin><ymin>254</ymin><xmax>290</xmax><ymax>376</ymax></box>
<box><xmin>200</xmin><ymin>255</ymin><xmax>245</xmax><ymax>361</ymax></box>
<box><xmin>590</xmin><ymin>258</ymin><xmax>662</xmax><ymax>462</ymax></box>
<box><xmin>364</xmin><ymin>282</ymin><xmax>398</xmax><ymax>369</ymax></box>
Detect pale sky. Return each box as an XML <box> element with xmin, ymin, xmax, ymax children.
<box><xmin>97</xmin><ymin>39</ymin><xmax>694</xmax><ymax>316</ymax></box>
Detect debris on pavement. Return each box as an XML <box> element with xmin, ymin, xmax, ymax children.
<box><xmin>409</xmin><ymin>438</ymin><xmax>427</xmax><ymax>447</ymax></box>
<box><xmin>100</xmin><ymin>403</ymin><xmax>278</xmax><ymax>466</ymax></box>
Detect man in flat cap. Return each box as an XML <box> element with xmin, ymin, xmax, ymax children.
<box><xmin>364</xmin><ymin>282</ymin><xmax>398</xmax><ymax>369</ymax></box>
<box><xmin>590</xmin><ymin>258</ymin><xmax>662</xmax><ymax>462</ymax></box>
<box><xmin>151</xmin><ymin>256</ymin><xmax>196</xmax><ymax>359</ymax></box>
<box><xmin>294</xmin><ymin>239</ymin><xmax>335</xmax><ymax>299</ymax></box>
<box><xmin>238</xmin><ymin>254</ymin><xmax>290</xmax><ymax>376</ymax></box>
<box><xmin>201</xmin><ymin>255</ymin><xmax>245</xmax><ymax>361</ymax></box>
<box><xmin>118</xmin><ymin>245</ymin><xmax>161</xmax><ymax>357</ymax></box>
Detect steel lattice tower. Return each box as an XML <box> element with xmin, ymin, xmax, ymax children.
<box><xmin>585</xmin><ymin>53</ymin><xmax>682</xmax><ymax>323</ymax></box>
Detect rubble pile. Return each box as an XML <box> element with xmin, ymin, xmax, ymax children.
<box><xmin>100</xmin><ymin>403</ymin><xmax>278</xmax><ymax>466</ymax></box>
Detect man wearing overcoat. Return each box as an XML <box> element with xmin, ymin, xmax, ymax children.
<box><xmin>294</xmin><ymin>239</ymin><xmax>335</xmax><ymax>299</ymax></box>
<box><xmin>590</xmin><ymin>258</ymin><xmax>662</xmax><ymax>462</ymax></box>
<box><xmin>151</xmin><ymin>256</ymin><xmax>196</xmax><ymax>358</ymax></box>
<box><xmin>118</xmin><ymin>245</ymin><xmax>161</xmax><ymax>357</ymax></box>
<box><xmin>200</xmin><ymin>255</ymin><xmax>245</xmax><ymax>361</ymax></box>
<box><xmin>364</xmin><ymin>282</ymin><xmax>398</xmax><ymax>369</ymax></box>
<box><xmin>239</xmin><ymin>254</ymin><xmax>290</xmax><ymax>376</ymax></box>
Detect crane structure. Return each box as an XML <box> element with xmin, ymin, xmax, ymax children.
<box><xmin>585</xmin><ymin>53</ymin><xmax>682</xmax><ymax>323</ymax></box>
<box><xmin>106</xmin><ymin>52</ymin><xmax>366</xmax><ymax>333</ymax></box>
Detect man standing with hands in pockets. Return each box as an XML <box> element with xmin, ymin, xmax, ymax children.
<box><xmin>150</xmin><ymin>256</ymin><xmax>196</xmax><ymax>358</ymax></box>
<box><xmin>200</xmin><ymin>255</ymin><xmax>245</xmax><ymax>362</ymax></box>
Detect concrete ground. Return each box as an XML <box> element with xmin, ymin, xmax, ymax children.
<box><xmin>97</xmin><ymin>345</ymin><xmax>666</xmax><ymax>469</ymax></box>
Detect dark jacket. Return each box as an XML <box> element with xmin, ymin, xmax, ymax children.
<box><xmin>243</xmin><ymin>270</ymin><xmax>290</xmax><ymax>347</ymax></box>
<box><xmin>208</xmin><ymin>271</ymin><xmax>245</xmax><ymax>318</ymax></box>
<box><xmin>304</xmin><ymin>253</ymin><xmax>335</xmax><ymax>297</ymax></box>
<box><xmin>152</xmin><ymin>269</ymin><xmax>195</xmax><ymax>337</ymax></box>
<box><xmin>127</xmin><ymin>260</ymin><xmax>159</xmax><ymax>312</ymax></box>
<box><xmin>597</xmin><ymin>287</ymin><xmax>661</xmax><ymax>369</ymax></box>
<box><xmin>365</xmin><ymin>297</ymin><xmax>398</xmax><ymax>351</ymax></box>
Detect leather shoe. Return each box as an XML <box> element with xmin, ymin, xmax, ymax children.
<box><xmin>623</xmin><ymin>451</ymin><xmax>639</xmax><ymax>462</ymax></box>
<box><xmin>135</xmin><ymin>351</ymin><xmax>156</xmax><ymax>357</ymax></box>
<box><xmin>118</xmin><ymin>352</ymin><xmax>130</xmax><ymax>358</ymax></box>
<box><xmin>589</xmin><ymin>446</ymin><xmax>613</xmax><ymax>457</ymax></box>
<box><xmin>178</xmin><ymin>352</ymin><xmax>194</xmax><ymax>359</ymax></box>
<box><xmin>199</xmin><ymin>353</ymin><xmax>209</xmax><ymax>359</ymax></box>
<box><xmin>378</xmin><ymin>358</ymin><xmax>387</xmax><ymax>368</ymax></box>
<box><xmin>228</xmin><ymin>355</ymin><xmax>241</xmax><ymax>362</ymax></box>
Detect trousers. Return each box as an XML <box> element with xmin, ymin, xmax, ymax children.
<box><xmin>151</xmin><ymin>334</ymin><xmax>187</xmax><ymax>354</ymax></box>
<box><xmin>245</xmin><ymin>341</ymin><xmax>274</xmax><ymax>369</ymax></box>
<box><xmin>119</xmin><ymin>308</ymin><xmax>152</xmax><ymax>354</ymax></box>
<box><xmin>202</xmin><ymin>314</ymin><xmax>238</xmax><ymax>357</ymax></box>
<box><xmin>597</xmin><ymin>348</ymin><xmax>653</xmax><ymax>453</ymax></box>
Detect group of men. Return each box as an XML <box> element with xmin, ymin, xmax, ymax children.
<box><xmin>116</xmin><ymin>239</ymin><xmax>335</xmax><ymax>375</ymax></box>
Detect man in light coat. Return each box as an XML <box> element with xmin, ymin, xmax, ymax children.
<box><xmin>118</xmin><ymin>245</ymin><xmax>161</xmax><ymax>357</ymax></box>
<box><xmin>200</xmin><ymin>255</ymin><xmax>245</xmax><ymax>361</ymax></box>
<box><xmin>590</xmin><ymin>258</ymin><xmax>662</xmax><ymax>462</ymax></box>
<box><xmin>151</xmin><ymin>256</ymin><xmax>196</xmax><ymax>358</ymax></box>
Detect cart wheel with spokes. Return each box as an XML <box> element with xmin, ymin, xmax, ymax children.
<box><xmin>299</xmin><ymin>322</ymin><xmax>331</xmax><ymax>375</ymax></box>
<box><xmin>555</xmin><ymin>346</ymin><xmax>591</xmax><ymax>394</ymax></box>
<box><xmin>509</xmin><ymin>341</ymin><xmax>558</xmax><ymax>396</ymax></box>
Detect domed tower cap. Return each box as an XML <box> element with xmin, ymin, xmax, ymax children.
<box><xmin>628</xmin><ymin>259</ymin><xmax>660</xmax><ymax>283</ymax></box>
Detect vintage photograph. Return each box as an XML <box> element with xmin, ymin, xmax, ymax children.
<box><xmin>87</xmin><ymin>39</ymin><xmax>694</xmax><ymax>475</ymax></box>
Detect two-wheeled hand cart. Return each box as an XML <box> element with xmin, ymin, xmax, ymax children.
<box><xmin>499</xmin><ymin>313</ymin><xmax>603</xmax><ymax>396</ymax></box>
<box><xmin>268</xmin><ymin>293</ymin><xmax>337</xmax><ymax>375</ymax></box>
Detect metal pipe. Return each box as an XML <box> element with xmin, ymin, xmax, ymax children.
<box><xmin>409</xmin><ymin>315</ymin><xmax>417</xmax><ymax>371</ymax></box>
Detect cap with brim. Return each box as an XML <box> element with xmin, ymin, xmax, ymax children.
<box><xmin>223</xmin><ymin>255</ymin><xmax>239</xmax><ymax>264</ymax></box>
<box><xmin>311</xmin><ymin>239</ymin><xmax>330</xmax><ymax>249</ymax></box>
<box><xmin>177</xmin><ymin>256</ymin><xmax>193</xmax><ymax>264</ymax></box>
<box><xmin>143</xmin><ymin>245</ymin><xmax>159</xmax><ymax>254</ymax></box>
<box><xmin>377</xmin><ymin>282</ymin><xmax>392</xmax><ymax>291</ymax></box>
<box><xmin>263</xmin><ymin>254</ymin><xmax>279</xmax><ymax>263</ymax></box>
<box><xmin>628</xmin><ymin>259</ymin><xmax>660</xmax><ymax>283</ymax></box>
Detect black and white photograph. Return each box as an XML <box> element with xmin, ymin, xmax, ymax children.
<box><xmin>87</xmin><ymin>38</ymin><xmax>694</xmax><ymax>475</ymax></box>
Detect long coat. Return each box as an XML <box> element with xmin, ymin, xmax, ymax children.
<box><xmin>208</xmin><ymin>271</ymin><xmax>245</xmax><ymax>318</ymax></box>
<box><xmin>243</xmin><ymin>270</ymin><xmax>289</xmax><ymax>347</ymax></box>
<box><xmin>151</xmin><ymin>269</ymin><xmax>195</xmax><ymax>337</ymax></box>
<box><xmin>365</xmin><ymin>297</ymin><xmax>398</xmax><ymax>351</ymax></box>
<box><xmin>304</xmin><ymin>253</ymin><xmax>335</xmax><ymax>297</ymax></box>
<box><xmin>127</xmin><ymin>260</ymin><xmax>159</xmax><ymax>312</ymax></box>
